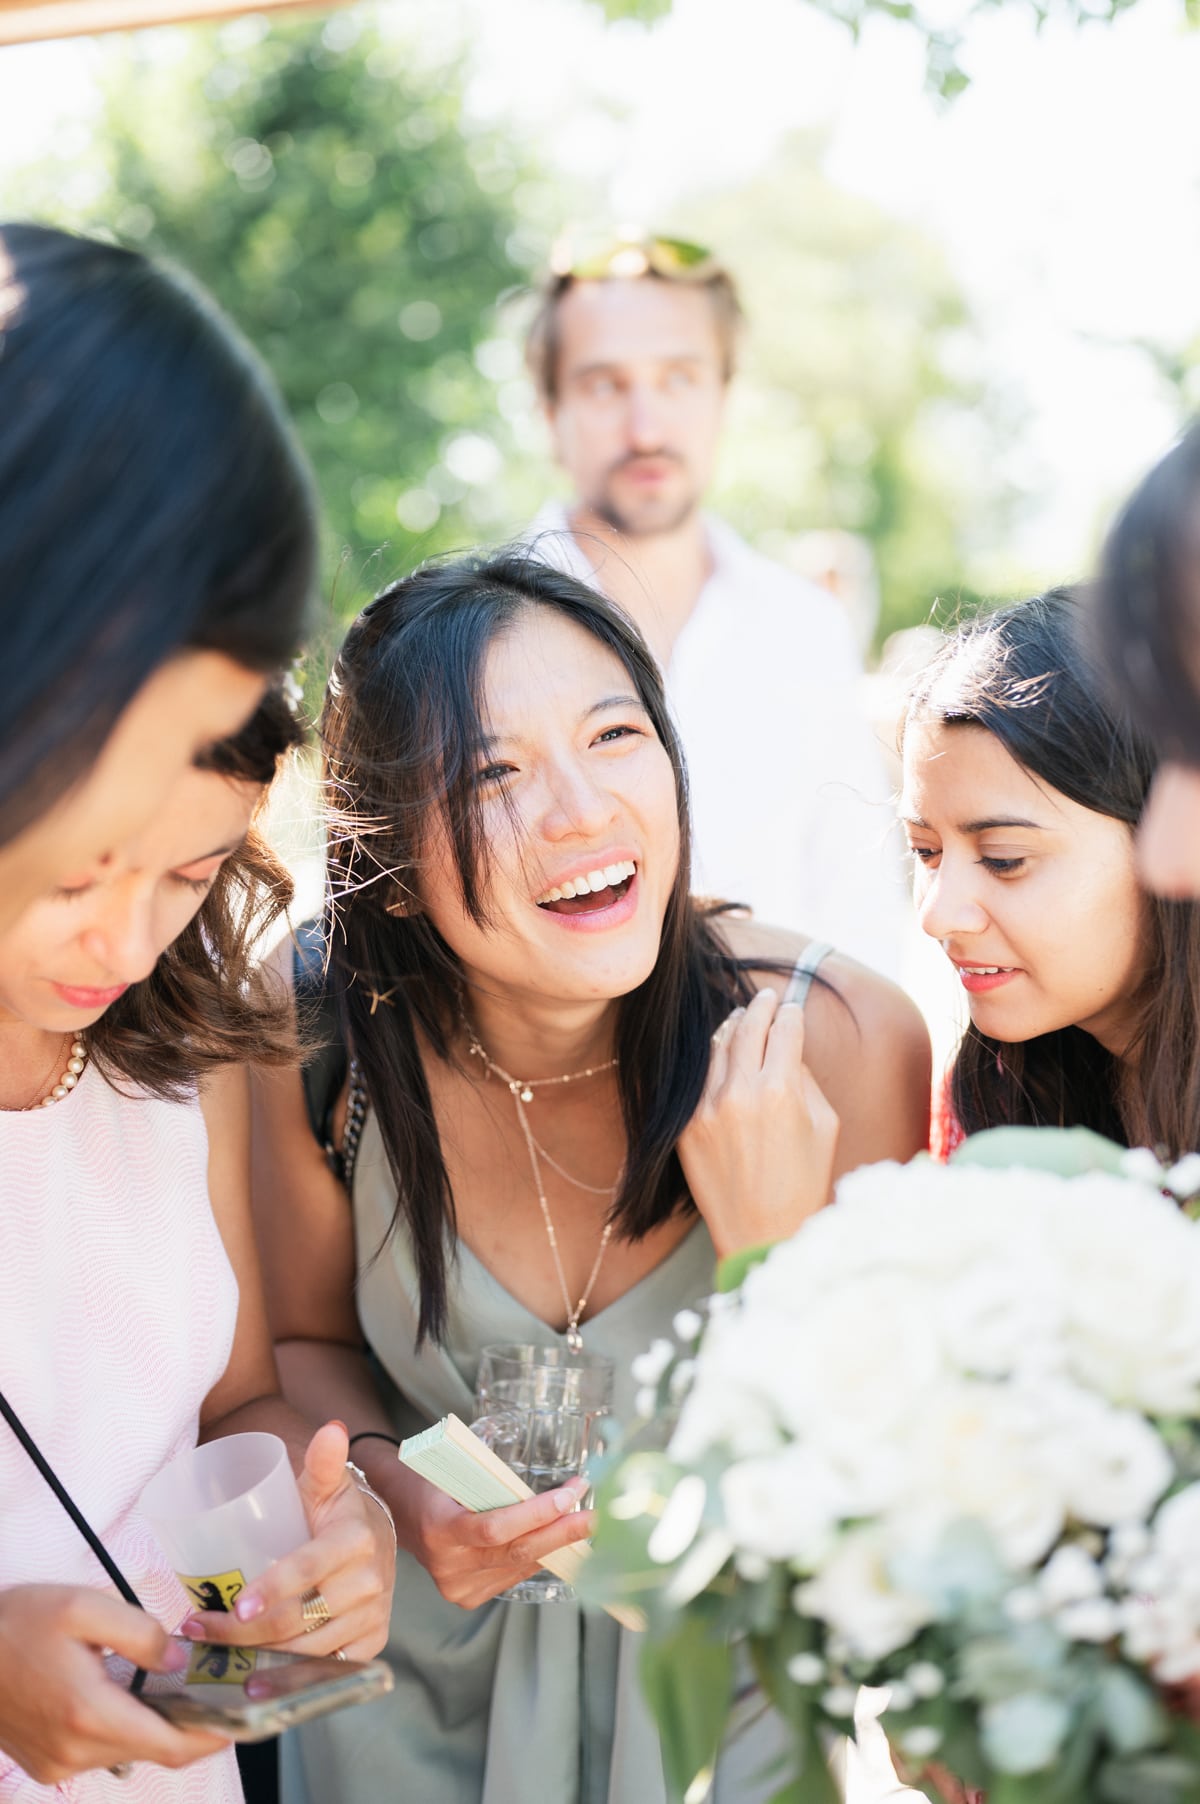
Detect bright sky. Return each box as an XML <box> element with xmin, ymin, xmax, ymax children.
<box><xmin>0</xmin><ymin>0</ymin><xmax>1197</xmax><ymax>573</ymax></box>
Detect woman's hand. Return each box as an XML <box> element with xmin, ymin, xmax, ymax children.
<box><xmin>181</xmin><ymin>1421</ymin><xmax>395</xmax><ymax>1659</ymax></box>
<box><xmin>0</xmin><ymin>1585</ymin><xmax>229</xmax><ymax>1784</ymax></box>
<box><xmin>679</xmin><ymin>985</ymin><xmax>840</xmax><ymax>1259</ymax></box>
<box><xmin>406</xmin><ymin>1471</ymin><xmax>593</xmax><ymax>1610</ymax></box>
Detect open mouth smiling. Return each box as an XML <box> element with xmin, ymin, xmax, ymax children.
<box><xmin>535</xmin><ymin>860</ymin><xmax>637</xmax><ymax>917</ymax></box>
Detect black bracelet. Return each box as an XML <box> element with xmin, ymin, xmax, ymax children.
<box><xmin>348</xmin><ymin>1430</ymin><xmax>403</xmax><ymax>1452</ymax></box>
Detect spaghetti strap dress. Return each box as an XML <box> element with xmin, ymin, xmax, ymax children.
<box><xmin>281</xmin><ymin>942</ymin><xmax>834</xmax><ymax>1804</ymax></box>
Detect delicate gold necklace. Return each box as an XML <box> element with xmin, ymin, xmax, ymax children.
<box><xmin>461</xmin><ymin>1010</ymin><xmax>619</xmax><ymax>1353</ymax></box>
<box><xmin>22</xmin><ymin>1034</ymin><xmax>88</xmax><ymax>1111</ymax></box>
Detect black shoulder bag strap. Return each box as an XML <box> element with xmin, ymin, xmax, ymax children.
<box><xmin>293</xmin><ymin>918</ymin><xmax>351</xmax><ymax>1181</ymax></box>
<box><xmin>0</xmin><ymin>1385</ymin><xmax>150</xmax><ymax>1696</ymax></box>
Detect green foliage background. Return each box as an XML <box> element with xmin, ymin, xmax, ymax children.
<box><xmin>2</xmin><ymin>2</ymin><xmax>1030</xmax><ymax>648</ymax></box>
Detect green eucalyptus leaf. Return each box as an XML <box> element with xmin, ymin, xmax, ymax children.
<box><xmin>951</xmin><ymin>1125</ymin><xmax>1130</xmax><ymax>1178</ymax></box>
<box><xmin>640</xmin><ymin>1622</ymin><xmax>734</xmax><ymax>1804</ymax></box>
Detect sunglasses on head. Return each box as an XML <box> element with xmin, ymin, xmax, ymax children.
<box><xmin>547</xmin><ymin>234</ymin><xmax>718</xmax><ymax>286</ymax></box>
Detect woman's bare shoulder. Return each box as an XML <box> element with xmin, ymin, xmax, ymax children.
<box><xmin>712</xmin><ymin>913</ymin><xmax>925</xmax><ymax>1043</ymax></box>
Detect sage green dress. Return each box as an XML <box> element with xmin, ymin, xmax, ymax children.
<box><xmin>281</xmin><ymin>950</ymin><xmax>841</xmax><ymax>1804</ymax></box>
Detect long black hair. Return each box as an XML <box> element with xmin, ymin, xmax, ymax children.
<box><xmin>0</xmin><ymin>222</ymin><xmax>316</xmax><ymax>846</ymax></box>
<box><xmin>906</xmin><ymin>586</ymin><xmax>1200</xmax><ymax>1154</ymax></box>
<box><xmin>321</xmin><ymin>551</ymin><xmax>765</xmax><ymax>1343</ymax></box>
<box><xmin>1094</xmin><ymin>420</ymin><xmax>1200</xmax><ymax>766</ymax></box>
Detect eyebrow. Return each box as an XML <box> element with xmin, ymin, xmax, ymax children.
<box><xmin>569</xmin><ymin>354</ymin><xmax>707</xmax><ymax>380</ymax></box>
<box><xmin>476</xmin><ymin>694</ymin><xmax>647</xmax><ymax>753</ymax></box>
<box><xmin>902</xmin><ymin>814</ymin><xmax>1048</xmax><ymax>833</ymax></box>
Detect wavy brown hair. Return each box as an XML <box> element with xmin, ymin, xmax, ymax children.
<box><xmin>88</xmin><ymin>686</ymin><xmax>305</xmax><ymax>1098</ymax></box>
<box><xmin>905</xmin><ymin>587</ymin><xmax>1200</xmax><ymax>1157</ymax></box>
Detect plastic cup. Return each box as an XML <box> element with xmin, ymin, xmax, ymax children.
<box><xmin>139</xmin><ymin>1432</ymin><xmax>310</xmax><ymax>1617</ymax></box>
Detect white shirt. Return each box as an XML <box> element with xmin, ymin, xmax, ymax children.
<box><xmin>527</xmin><ymin>504</ymin><xmax>908</xmax><ymax>978</ymax></box>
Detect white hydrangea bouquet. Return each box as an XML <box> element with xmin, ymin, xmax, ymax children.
<box><xmin>584</xmin><ymin>1128</ymin><xmax>1200</xmax><ymax>1804</ymax></box>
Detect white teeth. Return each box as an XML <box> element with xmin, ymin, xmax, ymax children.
<box><xmin>535</xmin><ymin>859</ymin><xmax>637</xmax><ymax>907</ymax></box>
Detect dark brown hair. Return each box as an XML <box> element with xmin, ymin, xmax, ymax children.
<box><xmin>906</xmin><ymin>587</ymin><xmax>1200</xmax><ymax>1157</ymax></box>
<box><xmin>1094</xmin><ymin>421</ymin><xmax>1200</xmax><ymax>767</ymax></box>
<box><xmin>321</xmin><ymin>550</ymin><xmax>787</xmax><ymax>1344</ymax></box>
<box><xmin>88</xmin><ymin>686</ymin><xmax>305</xmax><ymax>1098</ymax></box>
<box><xmin>525</xmin><ymin>258</ymin><xmax>744</xmax><ymax>403</ymax></box>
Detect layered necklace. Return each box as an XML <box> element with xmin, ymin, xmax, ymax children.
<box><xmin>460</xmin><ymin>1009</ymin><xmax>620</xmax><ymax>1353</ymax></box>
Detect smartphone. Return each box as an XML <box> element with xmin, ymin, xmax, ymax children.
<box><xmin>107</xmin><ymin>1640</ymin><xmax>393</xmax><ymax>1740</ymax></box>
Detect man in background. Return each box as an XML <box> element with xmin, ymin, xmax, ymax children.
<box><xmin>523</xmin><ymin>235</ymin><xmax>907</xmax><ymax>978</ymax></box>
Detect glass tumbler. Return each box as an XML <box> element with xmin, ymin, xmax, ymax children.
<box><xmin>472</xmin><ymin>1341</ymin><xmax>614</xmax><ymax>1603</ymax></box>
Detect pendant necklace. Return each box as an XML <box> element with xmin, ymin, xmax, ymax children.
<box><xmin>461</xmin><ymin>1009</ymin><xmax>620</xmax><ymax>1353</ymax></box>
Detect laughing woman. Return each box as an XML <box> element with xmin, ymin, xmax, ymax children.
<box><xmin>252</xmin><ymin>552</ymin><xmax>930</xmax><ymax>1804</ymax></box>
<box><xmin>900</xmin><ymin>586</ymin><xmax>1200</xmax><ymax>1160</ymax></box>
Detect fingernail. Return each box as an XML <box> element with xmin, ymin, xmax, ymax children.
<box><xmin>556</xmin><ymin>1477</ymin><xmax>589</xmax><ymax>1510</ymax></box>
<box><xmin>178</xmin><ymin>1616</ymin><xmax>205</xmax><ymax>1640</ymax></box>
<box><xmin>164</xmin><ymin>1639</ymin><xmax>191</xmax><ymax>1670</ymax></box>
<box><xmin>330</xmin><ymin>1419</ymin><xmax>348</xmax><ymax>1435</ymax></box>
<box><xmin>234</xmin><ymin>1592</ymin><xmax>265</xmax><ymax>1623</ymax></box>
<box><xmin>755</xmin><ymin>986</ymin><xmax>778</xmax><ymax>1002</ymax></box>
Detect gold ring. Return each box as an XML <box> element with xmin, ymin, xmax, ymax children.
<box><xmin>299</xmin><ymin>1586</ymin><xmax>332</xmax><ymax>1632</ymax></box>
<box><xmin>333</xmin><ymin>1648</ymin><xmax>347</xmax><ymax>1662</ymax></box>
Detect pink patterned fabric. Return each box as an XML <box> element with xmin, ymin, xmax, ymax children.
<box><xmin>0</xmin><ymin>1062</ymin><xmax>242</xmax><ymax>1802</ymax></box>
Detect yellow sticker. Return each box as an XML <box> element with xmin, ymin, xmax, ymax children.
<box><xmin>186</xmin><ymin>1643</ymin><xmax>259</xmax><ymax>1685</ymax></box>
<box><xmin>179</xmin><ymin>1567</ymin><xmax>248</xmax><ymax>1615</ymax></box>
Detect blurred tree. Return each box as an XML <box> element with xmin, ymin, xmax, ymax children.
<box><xmin>590</xmin><ymin>0</ymin><xmax>1168</xmax><ymax>100</ymax></box>
<box><xmin>679</xmin><ymin>137</ymin><xmax>1018</xmax><ymax>643</ymax></box>
<box><xmin>90</xmin><ymin>8</ymin><xmax>544</xmax><ymax>623</ymax></box>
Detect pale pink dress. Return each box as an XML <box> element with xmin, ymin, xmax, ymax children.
<box><xmin>0</xmin><ymin>1060</ymin><xmax>243</xmax><ymax>1802</ymax></box>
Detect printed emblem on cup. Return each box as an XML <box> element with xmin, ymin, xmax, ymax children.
<box><xmin>179</xmin><ymin>1568</ymin><xmax>248</xmax><ymax>1614</ymax></box>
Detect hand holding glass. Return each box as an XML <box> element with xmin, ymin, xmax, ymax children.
<box><xmin>472</xmin><ymin>1343</ymin><xmax>614</xmax><ymax>1603</ymax></box>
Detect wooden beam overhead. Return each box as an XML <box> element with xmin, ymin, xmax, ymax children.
<box><xmin>0</xmin><ymin>0</ymin><xmax>354</xmax><ymax>46</ymax></box>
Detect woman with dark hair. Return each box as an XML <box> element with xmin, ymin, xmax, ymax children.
<box><xmin>900</xmin><ymin>586</ymin><xmax>1199</xmax><ymax>1157</ymax></box>
<box><xmin>1092</xmin><ymin>422</ymin><xmax>1200</xmax><ymax>900</ymax></box>
<box><xmin>0</xmin><ymin>221</ymin><xmax>316</xmax><ymax>927</ymax></box>
<box><xmin>0</xmin><ymin>690</ymin><xmax>395</xmax><ymax>1798</ymax></box>
<box><xmin>252</xmin><ymin>550</ymin><xmax>930</xmax><ymax>1804</ymax></box>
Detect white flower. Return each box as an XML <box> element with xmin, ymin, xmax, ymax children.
<box><xmin>821</xmin><ymin>1686</ymin><xmax>857</xmax><ymax>1718</ymax></box>
<box><xmin>1040</xmin><ymin>1384</ymin><xmax>1173</xmax><ymax>1527</ymax></box>
<box><xmin>885</xmin><ymin>1681</ymin><xmax>914</xmax><ymax>1712</ymax></box>
<box><xmin>735</xmin><ymin>1551</ymin><xmax>770</xmax><ymax>1583</ymax></box>
<box><xmin>1037</xmin><ymin>1544</ymin><xmax>1103</xmax><ymax>1608</ymax></box>
<box><xmin>794</xmin><ymin>1526</ymin><xmax>936</xmax><ymax>1661</ymax></box>
<box><xmin>720</xmin><ymin>1445</ymin><xmax>849</xmax><ymax>1567</ymax></box>
<box><xmin>786</xmin><ymin>1652</ymin><xmax>825</xmax><ymax>1685</ymax></box>
<box><xmin>673</xmin><ymin>1308</ymin><xmax>704</xmax><ymax>1342</ymax></box>
<box><xmin>905</xmin><ymin>1662</ymin><xmax>945</xmax><ymax>1700</ymax></box>
<box><xmin>906</xmin><ymin>1379</ymin><xmax>1065</xmax><ymax>1568</ymax></box>
<box><xmin>899</xmin><ymin>1726</ymin><xmax>943</xmax><ymax>1760</ymax></box>
<box><xmin>1165</xmin><ymin>1153</ymin><xmax>1200</xmax><ymax>1199</ymax></box>
<box><xmin>1055</xmin><ymin>1597</ymin><xmax>1120</xmax><ymax>1643</ymax></box>
<box><xmin>1119</xmin><ymin>1147</ymin><xmax>1167</xmax><ymax>1187</ymax></box>
<box><xmin>631</xmin><ymin>1338</ymin><xmax>676</xmax><ymax>1387</ymax></box>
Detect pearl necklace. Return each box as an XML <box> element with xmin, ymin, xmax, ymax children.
<box><xmin>26</xmin><ymin>1035</ymin><xmax>88</xmax><ymax>1110</ymax></box>
<box><xmin>461</xmin><ymin>1012</ymin><xmax>619</xmax><ymax>1353</ymax></box>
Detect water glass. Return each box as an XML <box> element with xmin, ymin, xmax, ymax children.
<box><xmin>473</xmin><ymin>1342</ymin><xmax>614</xmax><ymax>1603</ymax></box>
<box><xmin>138</xmin><ymin>1431</ymin><xmax>310</xmax><ymax>1618</ymax></box>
